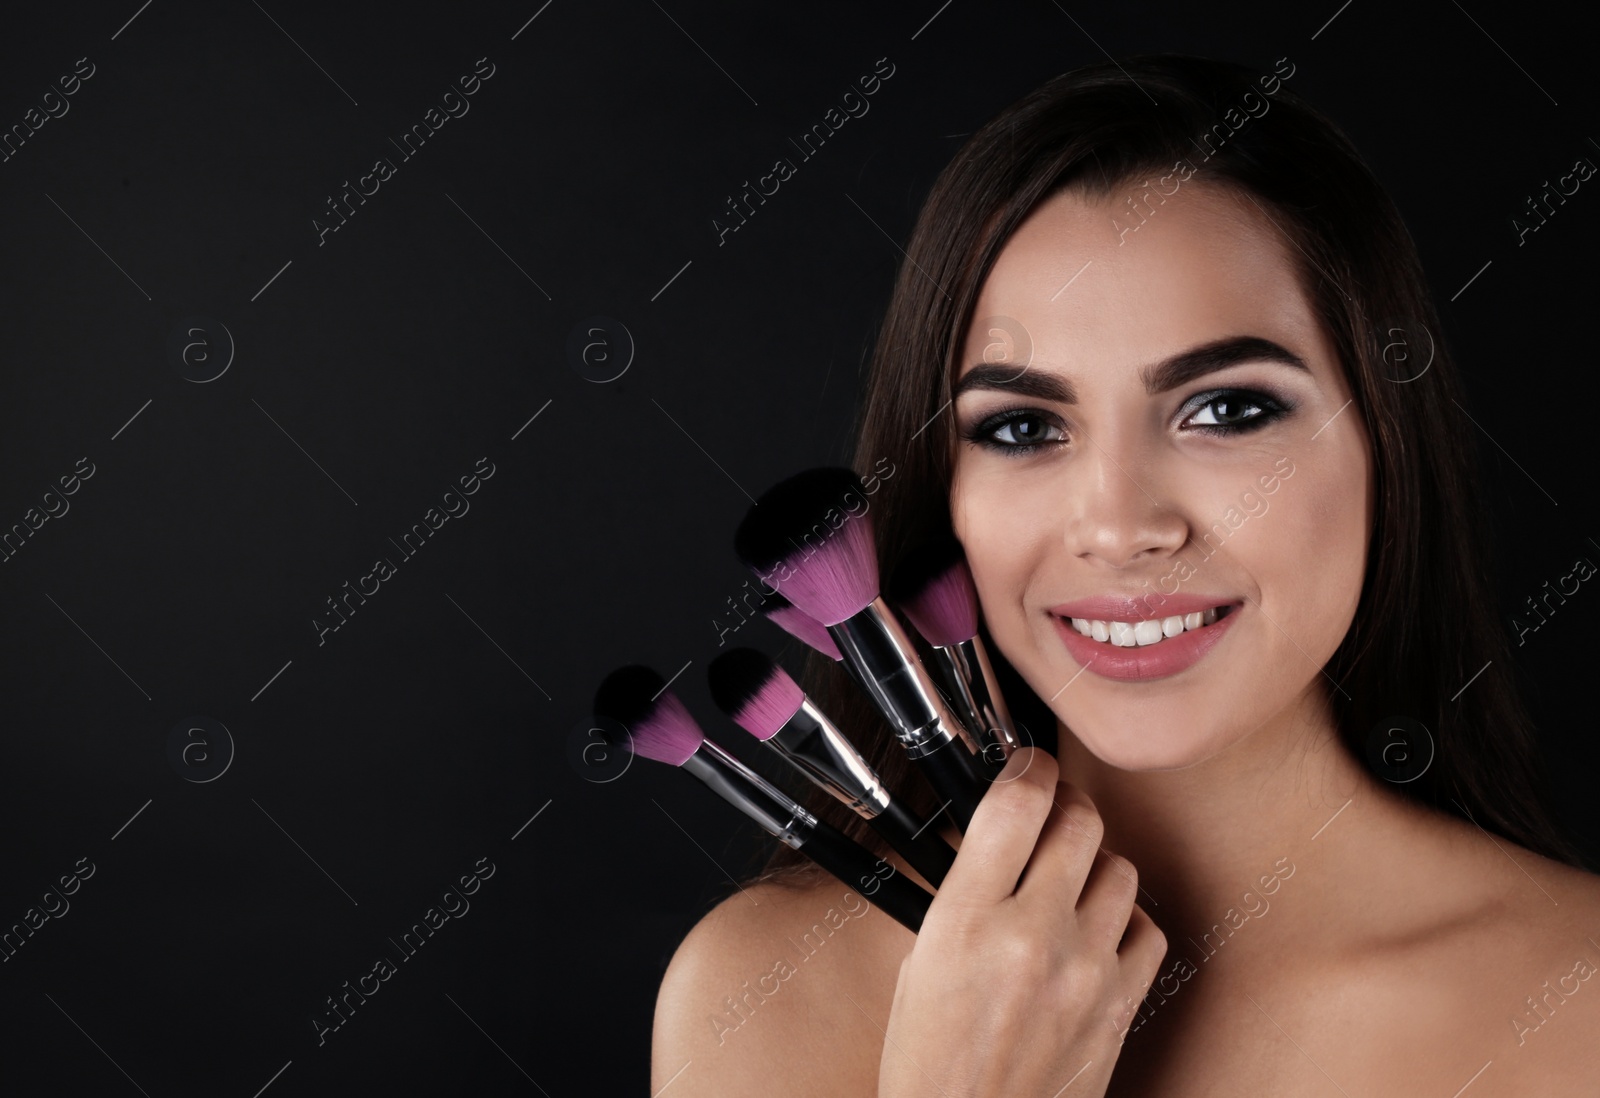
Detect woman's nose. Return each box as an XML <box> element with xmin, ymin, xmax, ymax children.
<box><xmin>1057</xmin><ymin>436</ymin><xmax>1188</xmax><ymax>569</ymax></box>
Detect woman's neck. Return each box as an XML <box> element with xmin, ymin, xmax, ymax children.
<box><xmin>1050</xmin><ymin>686</ymin><xmax>1470</xmax><ymax>954</ymax></box>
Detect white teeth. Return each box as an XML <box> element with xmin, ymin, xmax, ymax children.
<box><xmin>1066</xmin><ymin>606</ymin><xmax>1232</xmax><ymax>648</ymax></box>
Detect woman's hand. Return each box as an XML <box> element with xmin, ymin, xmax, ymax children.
<box><xmin>878</xmin><ymin>746</ymin><xmax>1166</xmax><ymax>1097</ymax></box>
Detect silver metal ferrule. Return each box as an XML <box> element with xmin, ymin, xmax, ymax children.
<box><xmin>769</xmin><ymin>696</ymin><xmax>893</xmax><ymax>819</ymax></box>
<box><xmin>828</xmin><ymin>597</ymin><xmax>980</xmax><ymax>760</ymax></box>
<box><xmin>681</xmin><ymin>739</ymin><xmax>818</xmax><ymax>849</ymax></box>
<box><xmin>927</xmin><ymin>644</ymin><xmax>988</xmax><ymax>757</ymax></box>
<box><xmin>939</xmin><ymin>637</ymin><xmax>1020</xmax><ymax>762</ymax></box>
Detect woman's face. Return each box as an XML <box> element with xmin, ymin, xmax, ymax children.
<box><xmin>949</xmin><ymin>180</ymin><xmax>1372</xmax><ymax>770</ymax></box>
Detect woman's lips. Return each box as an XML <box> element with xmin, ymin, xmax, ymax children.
<box><xmin>1049</xmin><ymin>601</ymin><xmax>1242</xmax><ymax>682</ymax></box>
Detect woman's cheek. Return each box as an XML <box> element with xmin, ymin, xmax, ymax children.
<box><xmin>953</xmin><ymin>480</ymin><xmax>1041</xmax><ymax>663</ymax></box>
<box><xmin>980</xmin><ymin>578</ymin><xmax>1050</xmax><ymax>716</ymax></box>
<box><xmin>1269</xmin><ymin>450</ymin><xmax>1368</xmax><ymax>659</ymax></box>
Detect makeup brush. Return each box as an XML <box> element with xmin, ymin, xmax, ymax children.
<box><xmin>593</xmin><ymin>665</ymin><xmax>931</xmax><ymax>932</ymax></box>
<box><xmin>708</xmin><ymin>648</ymin><xmax>957</xmax><ymax>887</ymax></box>
<box><xmin>889</xmin><ymin>533</ymin><xmax>1021</xmax><ymax>772</ymax></box>
<box><xmin>734</xmin><ymin>467</ymin><xmax>990</xmax><ymax>832</ymax></box>
<box><xmin>758</xmin><ymin>589</ymin><xmax>842</xmax><ymax>661</ymax></box>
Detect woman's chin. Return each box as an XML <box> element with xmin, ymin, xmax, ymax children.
<box><xmin>1057</xmin><ymin>720</ymin><xmax>1232</xmax><ymax>772</ymax></box>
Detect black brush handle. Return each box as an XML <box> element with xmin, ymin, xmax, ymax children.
<box><xmin>912</xmin><ymin>738</ymin><xmax>989</xmax><ymax>833</ymax></box>
<box><xmin>797</xmin><ymin>820</ymin><xmax>932</xmax><ymax>932</ymax></box>
<box><xmin>871</xmin><ymin>798</ymin><xmax>956</xmax><ymax>888</ymax></box>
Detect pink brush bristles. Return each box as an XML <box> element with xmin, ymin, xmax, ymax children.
<box><xmin>732</xmin><ymin>675</ymin><xmax>806</xmax><ymax>742</ymax></box>
<box><xmin>772</xmin><ymin>517</ymin><xmax>877</xmax><ymax>626</ymax></box>
<box><xmin>735</xmin><ymin>468</ymin><xmax>882</xmax><ymax>627</ymax></box>
<box><xmin>890</xmin><ymin>536</ymin><xmax>980</xmax><ymax>647</ymax></box>
<box><xmin>734</xmin><ymin>671</ymin><xmax>804</xmax><ymax>738</ymax></box>
<box><xmin>899</xmin><ymin>559</ymin><xmax>979</xmax><ymax>648</ymax></box>
<box><xmin>593</xmin><ymin>665</ymin><xmax>707</xmax><ymax>767</ymax></box>
<box><xmin>628</xmin><ymin>690</ymin><xmax>706</xmax><ymax>766</ymax></box>
<box><xmin>765</xmin><ymin>600</ymin><xmax>843</xmax><ymax>660</ymax></box>
<box><xmin>707</xmin><ymin>649</ymin><xmax>806</xmax><ymax>740</ymax></box>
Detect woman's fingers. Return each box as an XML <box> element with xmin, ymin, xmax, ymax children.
<box><xmin>1118</xmin><ymin>903</ymin><xmax>1169</xmax><ymax>996</ymax></box>
<box><xmin>1013</xmin><ymin>780</ymin><xmax>1109</xmax><ymax>916</ymax></box>
<box><xmin>934</xmin><ymin>746</ymin><xmax>1060</xmax><ymax>907</ymax></box>
<box><xmin>878</xmin><ymin>748</ymin><xmax>1166</xmax><ymax>1097</ymax></box>
<box><xmin>1075</xmin><ymin>845</ymin><xmax>1142</xmax><ymax>946</ymax></box>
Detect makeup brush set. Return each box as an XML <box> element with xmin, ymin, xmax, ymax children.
<box><xmin>592</xmin><ymin>467</ymin><xmax>1021</xmax><ymax>933</ymax></box>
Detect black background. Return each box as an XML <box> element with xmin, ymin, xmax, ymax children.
<box><xmin>0</xmin><ymin>1</ymin><xmax>1595</xmax><ymax>1094</ymax></box>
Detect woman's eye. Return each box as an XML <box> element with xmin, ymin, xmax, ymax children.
<box><xmin>966</xmin><ymin>411</ymin><xmax>1064</xmax><ymax>453</ymax></box>
<box><xmin>992</xmin><ymin>415</ymin><xmax>1059</xmax><ymax>445</ymax></box>
<box><xmin>1182</xmin><ymin>389</ymin><xmax>1288</xmax><ymax>433</ymax></box>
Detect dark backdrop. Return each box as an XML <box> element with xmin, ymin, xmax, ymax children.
<box><xmin>0</xmin><ymin>1</ymin><xmax>1594</xmax><ymax>1094</ymax></box>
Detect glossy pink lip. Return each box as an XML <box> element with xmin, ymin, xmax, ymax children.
<box><xmin>1050</xmin><ymin>602</ymin><xmax>1242</xmax><ymax>682</ymax></box>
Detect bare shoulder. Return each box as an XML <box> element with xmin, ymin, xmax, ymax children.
<box><xmin>651</xmin><ymin>870</ymin><xmax>914</xmax><ymax>1097</ymax></box>
<box><xmin>1464</xmin><ymin>846</ymin><xmax>1600</xmax><ymax>1087</ymax></box>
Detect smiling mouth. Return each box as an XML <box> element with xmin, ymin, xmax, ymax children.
<box><xmin>1059</xmin><ymin>604</ymin><xmax>1237</xmax><ymax>648</ymax></box>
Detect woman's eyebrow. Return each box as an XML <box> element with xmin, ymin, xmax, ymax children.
<box><xmin>1141</xmin><ymin>336</ymin><xmax>1309</xmax><ymax>393</ymax></box>
<box><xmin>953</xmin><ymin>362</ymin><xmax>1076</xmax><ymax>403</ymax></box>
<box><xmin>953</xmin><ymin>335</ymin><xmax>1309</xmax><ymax>402</ymax></box>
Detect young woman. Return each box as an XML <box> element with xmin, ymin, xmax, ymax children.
<box><xmin>651</xmin><ymin>53</ymin><xmax>1600</xmax><ymax>1095</ymax></box>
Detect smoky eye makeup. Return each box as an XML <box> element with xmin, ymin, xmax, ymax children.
<box><xmin>956</xmin><ymin>406</ymin><xmax>1068</xmax><ymax>456</ymax></box>
<box><xmin>956</xmin><ymin>383</ymin><xmax>1298</xmax><ymax>456</ymax></box>
<box><xmin>1176</xmin><ymin>386</ymin><xmax>1297</xmax><ymax>435</ymax></box>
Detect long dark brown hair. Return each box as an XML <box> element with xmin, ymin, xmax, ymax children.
<box><xmin>749</xmin><ymin>52</ymin><xmax>1586</xmax><ymax>885</ymax></box>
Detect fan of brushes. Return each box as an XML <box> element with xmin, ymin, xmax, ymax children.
<box><xmin>591</xmin><ymin>467</ymin><xmax>1020</xmax><ymax>933</ymax></box>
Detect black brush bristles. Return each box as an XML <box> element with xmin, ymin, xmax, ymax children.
<box><xmin>593</xmin><ymin>665</ymin><xmax>666</xmax><ymax>728</ymax></box>
<box><xmin>734</xmin><ymin>467</ymin><xmax>865</xmax><ymax>571</ymax></box>
<box><xmin>734</xmin><ymin>467</ymin><xmax>879</xmax><ymax>626</ymax></box>
<box><xmin>592</xmin><ymin>664</ymin><xmax>703</xmax><ymax>767</ymax></box>
<box><xmin>705</xmin><ymin>648</ymin><xmax>774</xmax><ymax>723</ymax></box>
<box><xmin>708</xmin><ymin>648</ymin><xmax>805</xmax><ymax>741</ymax></box>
